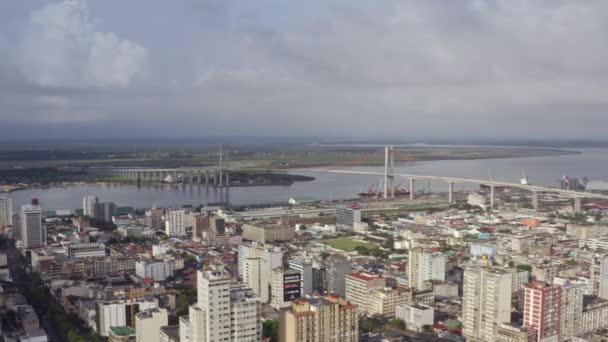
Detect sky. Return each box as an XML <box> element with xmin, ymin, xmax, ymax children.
<box><xmin>1</xmin><ymin>0</ymin><xmax>608</xmax><ymax>141</ymax></box>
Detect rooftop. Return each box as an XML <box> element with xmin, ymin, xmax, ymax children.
<box><xmin>110</xmin><ymin>326</ymin><xmax>135</xmax><ymax>336</ymax></box>
<box><xmin>348</xmin><ymin>271</ymin><xmax>382</xmax><ymax>281</ymax></box>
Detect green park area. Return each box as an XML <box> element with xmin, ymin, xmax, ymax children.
<box><xmin>323</xmin><ymin>238</ymin><xmax>376</xmax><ymax>252</ymax></box>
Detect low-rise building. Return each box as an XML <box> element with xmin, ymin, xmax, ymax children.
<box><xmin>135</xmin><ymin>259</ymin><xmax>176</xmax><ymax>282</ymax></box>
<box><xmin>242</xmin><ymin>223</ymin><xmax>295</xmax><ymax>243</ymax></box>
<box><xmin>396</xmin><ymin>304</ymin><xmax>434</xmax><ymax>332</ymax></box>
<box><xmin>67</xmin><ymin>242</ymin><xmax>106</xmax><ymax>258</ymax></box>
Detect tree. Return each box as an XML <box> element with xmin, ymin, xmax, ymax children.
<box><xmin>516</xmin><ymin>264</ymin><xmax>532</xmax><ymax>272</ymax></box>
<box><xmin>263</xmin><ymin>320</ymin><xmax>279</xmax><ymax>340</ymax></box>
<box><xmin>389</xmin><ymin>318</ymin><xmax>405</xmax><ymax>329</ymax></box>
<box><xmin>355</xmin><ymin>246</ymin><xmax>370</xmax><ymax>255</ymax></box>
<box><xmin>361</xmin><ymin>320</ymin><xmax>375</xmax><ymax>332</ymax></box>
<box><xmin>422</xmin><ymin>324</ymin><xmax>432</xmax><ymax>332</ymax></box>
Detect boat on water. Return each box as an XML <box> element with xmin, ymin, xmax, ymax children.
<box><xmin>357</xmin><ymin>184</ymin><xmax>410</xmax><ymax>198</ymax></box>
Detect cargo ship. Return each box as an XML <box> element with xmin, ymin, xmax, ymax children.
<box><xmin>358</xmin><ymin>184</ymin><xmax>410</xmax><ymax>198</ymax></box>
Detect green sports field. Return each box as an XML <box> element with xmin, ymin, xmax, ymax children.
<box><xmin>323</xmin><ymin>239</ymin><xmax>376</xmax><ymax>252</ymax></box>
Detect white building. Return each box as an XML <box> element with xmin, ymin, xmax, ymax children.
<box><xmin>0</xmin><ymin>196</ymin><xmax>13</xmax><ymax>227</ymax></box>
<box><xmin>288</xmin><ymin>257</ymin><xmax>313</xmax><ymax>295</ymax></box>
<box><xmin>67</xmin><ymin>243</ymin><xmax>106</xmax><ymax>258</ymax></box>
<box><xmin>136</xmin><ymin>308</ymin><xmax>168</xmax><ymax>342</ymax></box>
<box><xmin>96</xmin><ymin>298</ymin><xmax>159</xmax><ymax>337</ymax></box>
<box><xmin>82</xmin><ymin>195</ymin><xmax>98</xmax><ymax>217</ymax></box>
<box><xmin>237</xmin><ymin>244</ymin><xmax>283</xmax><ymax>279</ymax></box>
<box><xmin>21</xmin><ymin>203</ymin><xmax>46</xmax><ymax>249</ymax></box>
<box><xmin>165</xmin><ymin>210</ymin><xmax>186</xmax><ymax>237</ymax></box>
<box><xmin>467</xmin><ymin>193</ymin><xmax>487</xmax><ymax>207</ymax></box>
<box><xmin>591</xmin><ymin>253</ymin><xmax>608</xmax><ymax>299</ymax></box>
<box><xmin>396</xmin><ymin>304</ymin><xmax>434</xmax><ymax>332</ymax></box>
<box><xmin>335</xmin><ymin>206</ymin><xmax>362</xmax><ymax>229</ymax></box>
<box><xmin>179</xmin><ymin>264</ymin><xmax>262</xmax><ymax>342</ymax></box>
<box><xmin>243</xmin><ymin>257</ymin><xmax>270</xmax><ymax>303</ymax></box>
<box><xmin>135</xmin><ymin>259</ymin><xmax>176</xmax><ymax>282</ymax></box>
<box><xmin>271</xmin><ymin>268</ymin><xmax>302</xmax><ymax>310</ymax></box>
<box><xmin>408</xmin><ymin>247</ymin><xmax>446</xmax><ymax>290</ymax></box>
<box><xmin>462</xmin><ymin>267</ymin><xmax>512</xmax><ymax>342</ymax></box>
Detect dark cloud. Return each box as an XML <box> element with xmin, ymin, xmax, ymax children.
<box><xmin>1</xmin><ymin>0</ymin><xmax>608</xmax><ymax>140</ymax></box>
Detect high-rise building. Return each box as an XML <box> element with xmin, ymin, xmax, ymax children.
<box><xmin>21</xmin><ymin>201</ymin><xmax>46</xmax><ymax>249</ymax></box>
<box><xmin>408</xmin><ymin>247</ymin><xmax>446</xmax><ymax>290</ymax></box>
<box><xmin>97</xmin><ymin>298</ymin><xmax>159</xmax><ymax>337</ymax></box>
<box><xmin>243</xmin><ymin>257</ymin><xmax>270</xmax><ymax>303</ymax></box>
<box><xmin>179</xmin><ymin>264</ymin><xmax>261</xmax><ymax>342</ymax></box>
<box><xmin>591</xmin><ymin>253</ymin><xmax>608</xmax><ymax>299</ymax></box>
<box><xmin>553</xmin><ymin>277</ymin><xmax>584</xmax><ymax>341</ymax></box>
<box><xmin>523</xmin><ymin>281</ymin><xmax>561</xmax><ymax>341</ymax></box>
<box><xmin>326</xmin><ymin>255</ymin><xmax>352</xmax><ymax>297</ymax></box>
<box><xmin>271</xmin><ymin>268</ymin><xmax>302</xmax><ymax>310</ymax></box>
<box><xmin>191</xmin><ymin>213</ymin><xmax>209</xmax><ymax>242</ymax></box>
<box><xmin>146</xmin><ymin>207</ymin><xmax>165</xmax><ymax>231</ymax></box>
<box><xmin>237</xmin><ymin>244</ymin><xmax>283</xmax><ymax>279</ymax></box>
<box><xmin>94</xmin><ymin>202</ymin><xmax>116</xmax><ymax>223</ymax></box>
<box><xmin>135</xmin><ymin>308</ymin><xmax>168</xmax><ymax>342</ymax></box>
<box><xmin>82</xmin><ymin>195</ymin><xmax>98</xmax><ymax>217</ymax></box>
<box><xmin>279</xmin><ymin>295</ymin><xmax>358</xmax><ymax>342</ymax></box>
<box><xmin>335</xmin><ymin>205</ymin><xmax>362</xmax><ymax>229</ymax></box>
<box><xmin>345</xmin><ymin>271</ymin><xmax>386</xmax><ymax>313</ymax></box>
<box><xmin>289</xmin><ymin>257</ymin><xmax>313</xmax><ymax>295</ymax></box>
<box><xmin>0</xmin><ymin>197</ymin><xmax>13</xmax><ymax>227</ymax></box>
<box><xmin>165</xmin><ymin>210</ymin><xmax>186</xmax><ymax>238</ymax></box>
<box><xmin>462</xmin><ymin>267</ymin><xmax>512</xmax><ymax>342</ymax></box>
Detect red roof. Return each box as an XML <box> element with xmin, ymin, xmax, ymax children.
<box><xmin>347</xmin><ymin>271</ymin><xmax>381</xmax><ymax>281</ymax></box>
<box><xmin>142</xmin><ymin>277</ymin><xmax>155</xmax><ymax>285</ymax></box>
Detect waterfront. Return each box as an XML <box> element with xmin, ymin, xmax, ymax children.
<box><xmin>8</xmin><ymin>148</ymin><xmax>608</xmax><ymax>211</ymax></box>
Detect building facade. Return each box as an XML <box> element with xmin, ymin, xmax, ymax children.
<box><xmin>135</xmin><ymin>308</ymin><xmax>168</xmax><ymax>342</ymax></box>
<box><xmin>165</xmin><ymin>210</ymin><xmax>186</xmax><ymax>238</ymax></box>
<box><xmin>345</xmin><ymin>271</ymin><xmax>386</xmax><ymax>313</ymax></box>
<box><xmin>21</xmin><ymin>203</ymin><xmax>45</xmax><ymax>249</ymax></box>
<box><xmin>408</xmin><ymin>247</ymin><xmax>446</xmax><ymax>291</ymax></box>
<box><xmin>279</xmin><ymin>295</ymin><xmax>358</xmax><ymax>342</ymax></box>
<box><xmin>0</xmin><ymin>196</ymin><xmax>13</xmax><ymax>227</ymax></box>
<box><xmin>462</xmin><ymin>267</ymin><xmax>512</xmax><ymax>342</ymax></box>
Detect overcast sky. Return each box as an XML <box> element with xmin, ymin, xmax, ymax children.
<box><xmin>1</xmin><ymin>0</ymin><xmax>608</xmax><ymax>141</ymax></box>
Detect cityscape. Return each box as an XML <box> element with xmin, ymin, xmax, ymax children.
<box><xmin>2</xmin><ymin>1</ymin><xmax>608</xmax><ymax>342</ymax></box>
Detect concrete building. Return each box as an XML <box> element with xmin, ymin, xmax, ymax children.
<box><xmin>553</xmin><ymin>277</ymin><xmax>584</xmax><ymax>341</ymax></box>
<box><xmin>396</xmin><ymin>304</ymin><xmax>434</xmax><ymax>332</ymax></box>
<box><xmin>0</xmin><ymin>196</ymin><xmax>13</xmax><ymax>227</ymax></box>
<box><xmin>367</xmin><ymin>287</ymin><xmax>412</xmax><ymax>317</ymax></box>
<box><xmin>496</xmin><ymin>323</ymin><xmax>536</xmax><ymax>342</ymax></box>
<box><xmin>591</xmin><ymin>253</ymin><xmax>608</xmax><ymax>299</ymax></box>
<box><xmin>279</xmin><ymin>295</ymin><xmax>358</xmax><ymax>342</ymax></box>
<box><xmin>146</xmin><ymin>207</ymin><xmax>165</xmax><ymax>231</ymax></box>
<box><xmin>271</xmin><ymin>268</ymin><xmax>302</xmax><ymax>310</ymax></box>
<box><xmin>335</xmin><ymin>205</ymin><xmax>362</xmax><ymax>229</ymax></box>
<box><xmin>470</xmin><ymin>242</ymin><xmax>498</xmax><ymax>258</ymax></box>
<box><xmin>289</xmin><ymin>257</ymin><xmax>313</xmax><ymax>295</ymax></box>
<box><xmin>21</xmin><ymin>202</ymin><xmax>46</xmax><ymax>249</ymax></box>
<box><xmin>160</xmin><ymin>325</ymin><xmax>180</xmax><ymax>342</ymax></box>
<box><xmin>135</xmin><ymin>259</ymin><xmax>176</xmax><ymax>282</ymax></box>
<box><xmin>68</xmin><ymin>242</ymin><xmax>106</xmax><ymax>258</ymax></box>
<box><xmin>408</xmin><ymin>247</ymin><xmax>446</xmax><ymax>290</ymax></box>
<box><xmin>165</xmin><ymin>210</ymin><xmax>186</xmax><ymax>238</ymax></box>
<box><xmin>97</xmin><ymin>298</ymin><xmax>159</xmax><ymax>337</ymax></box>
<box><xmin>94</xmin><ymin>202</ymin><xmax>116</xmax><ymax>223</ymax></box>
<box><xmin>242</xmin><ymin>223</ymin><xmax>295</xmax><ymax>243</ymax></box>
<box><xmin>523</xmin><ymin>281</ymin><xmax>561</xmax><ymax>342</ymax></box>
<box><xmin>243</xmin><ymin>257</ymin><xmax>270</xmax><ymax>303</ymax></box>
<box><xmin>83</xmin><ymin>195</ymin><xmax>98</xmax><ymax>217</ymax></box>
<box><xmin>135</xmin><ymin>308</ymin><xmax>168</xmax><ymax>342</ymax></box>
<box><xmin>345</xmin><ymin>271</ymin><xmax>386</xmax><ymax>312</ymax></box>
<box><xmin>462</xmin><ymin>267</ymin><xmax>512</xmax><ymax>342</ymax></box>
<box><xmin>179</xmin><ymin>264</ymin><xmax>262</xmax><ymax>342</ymax></box>
<box><xmin>237</xmin><ymin>244</ymin><xmax>283</xmax><ymax>279</ymax></box>
<box><xmin>326</xmin><ymin>255</ymin><xmax>352</xmax><ymax>297</ymax></box>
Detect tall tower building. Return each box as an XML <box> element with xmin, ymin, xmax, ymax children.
<box><xmin>462</xmin><ymin>267</ymin><xmax>512</xmax><ymax>342</ymax></box>
<box><xmin>326</xmin><ymin>255</ymin><xmax>352</xmax><ymax>297</ymax></box>
<box><xmin>82</xmin><ymin>195</ymin><xmax>98</xmax><ymax>217</ymax></box>
<box><xmin>165</xmin><ymin>210</ymin><xmax>186</xmax><ymax>237</ymax></box>
<box><xmin>289</xmin><ymin>257</ymin><xmax>313</xmax><ymax>295</ymax></box>
<box><xmin>408</xmin><ymin>247</ymin><xmax>446</xmax><ymax>290</ymax></box>
<box><xmin>523</xmin><ymin>281</ymin><xmax>561</xmax><ymax>341</ymax></box>
<box><xmin>591</xmin><ymin>253</ymin><xmax>608</xmax><ymax>299</ymax></box>
<box><xmin>179</xmin><ymin>264</ymin><xmax>261</xmax><ymax>342</ymax></box>
<box><xmin>0</xmin><ymin>197</ymin><xmax>13</xmax><ymax>227</ymax></box>
<box><xmin>279</xmin><ymin>295</ymin><xmax>358</xmax><ymax>342</ymax></box>
<box><xmin>21</xmin><ymin>201</ymin><xmax>46</xmax><ymax>249</ymax></box>
<box><xmin>553</xmin><ymin>277</ymin><xmax>584</xmax><ymax>341</ymax></box>
<box><xmin>244</xmin><ymin>257</ymin><xmax>270</xmax><ymax>303</ymax></box>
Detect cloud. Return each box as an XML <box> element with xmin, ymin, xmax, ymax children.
<box><xmin>16</xmin><ymin>0</ymin><xmax>147</xmax><ymax>88</ymax></box>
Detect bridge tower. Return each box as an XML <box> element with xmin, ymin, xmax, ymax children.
<box><xmin>383</xmin><ymin>146</ymin><xmax>395</xmax><ymax>199</ymax></box>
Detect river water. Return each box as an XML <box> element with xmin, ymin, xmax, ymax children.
<box><xmin>7</xmin><ymin>148</ymin><xmax>608</xmax><ymax>211</ymax></box>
